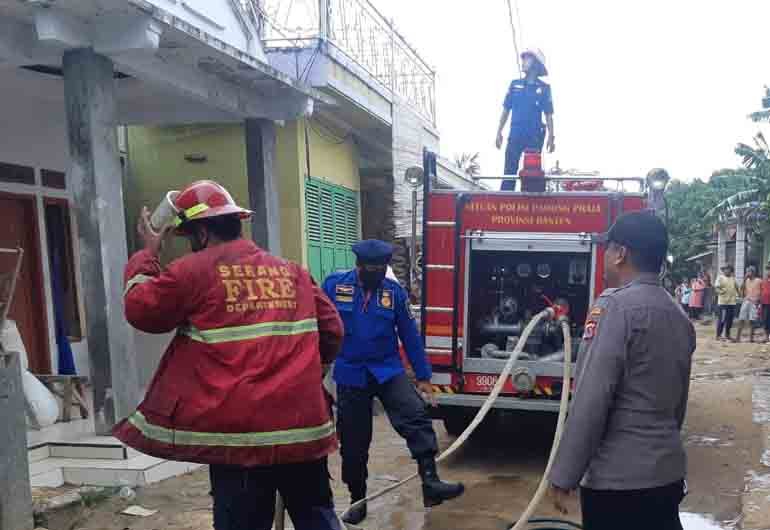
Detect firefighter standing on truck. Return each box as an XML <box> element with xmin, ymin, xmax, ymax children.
<box><xmin>323</xmin><ymin>239</ymin><xmax>465</xmax><ymax>525</ymax></box>
<box><xmin>495</xmin><ymin>48</ymin><xmax>555</xmax><ymax>191</ymax></box>
<box><xmin>548</xmin><ymin>212</ymin><xmax>696</xmax><ymax>530</ymax></box>
<box><xmin>113</xmin><ymin>180</ymin><xmax>345</xmax><ymax>530</ymax></box>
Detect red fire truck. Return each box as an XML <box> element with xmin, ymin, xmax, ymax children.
<box><xmin>418</xmin><ymin>150</ymin><xmax>665</xmax><ymax>435</ymax></box>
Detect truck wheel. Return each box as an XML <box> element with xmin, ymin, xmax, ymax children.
<box><xmin>443</xmin><ymin>411</ymin><xmax>473</xmax><ymax>437</ymax></box>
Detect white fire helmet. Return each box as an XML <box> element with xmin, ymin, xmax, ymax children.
<box><xmin>521</xmin><ymin>48</ymin><xmax>548</xmax><ymax>76</ymax></box>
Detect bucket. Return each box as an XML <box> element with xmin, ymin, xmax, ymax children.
<box><xmin>149</xmin><ymin>191</ymin><xmax>180</xmax><ymax>232</ymax></box>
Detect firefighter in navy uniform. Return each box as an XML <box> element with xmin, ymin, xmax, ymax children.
<box><xmin>323</xmin><ymin>240</ymin><xmax>465</xmax><ymax>525</ymax></box>
<box><xmin>495</xmin><ymin>48</ymin><xmax>555</xmax><ymax>191</ymax></box>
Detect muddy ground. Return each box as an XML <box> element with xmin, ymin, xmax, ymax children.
<box><xmin>44</xmin><ymin>320</ymin><xmax>770</xmax><ymax>530</ymax></box>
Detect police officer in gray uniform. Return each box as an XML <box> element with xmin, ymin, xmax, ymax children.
<box><xmin>548</xmin><ymin>212</ymin><xmax>696</xmax><ymax>530</ymax></box>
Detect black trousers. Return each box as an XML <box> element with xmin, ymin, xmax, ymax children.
<box><xmin>581</xmin><ymin>480</ymin><xmax>686</xmax><ymax>530</ymax></box>
<box><xmin>717</xmin><ymin>304</ymin><xmax>736</xmax><ymax>338</ymax></box>
<box><xmin>209</xmin><ymin>458</ymin><xmax>341</xmax><ymax>530</ymax></box>
<box><xmin>336</xmin><ymin>372</ymin><xmax>438</xmax><ymax>490</ymax></box>
<box><xmin>501</xmin><ymin>128</ymin><xmax>545</xmax><ymax>191</ymax></box>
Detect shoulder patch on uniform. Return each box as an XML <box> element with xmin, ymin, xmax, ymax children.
<box><xmin>405</xmin><ymin>299</ymin><xmax>415</xmax><ymax>319</ymax></box>
<box><xmin>335</xmin><ymin>284</ymin><xmax>354</xmax><ymax>303</ymax></box>
<box><xmin>378</xmin><ymin>289</ymin><xmax>393</xmax><ymax>309</ymax></box>
<box><xmin>590</xmin><ymin>306</ymin><xmax>603</xmax><ymax>318</ymax></box>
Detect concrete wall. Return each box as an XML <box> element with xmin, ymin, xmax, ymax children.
<box><xmin>125</xmin><ymin>118</ymin><xmax>361</xmax><ymax>387</ymax></box>
<box><xmin>125</xmin><ymin>124</ymin><xmax>250</xmax><ymax>386</ymax></box>
<box><xmin>125</xmin><ymin>124</ymin><xmax>251</xmax><ymax>258</ymax></box>
<box><xmin>392</xmin><ymin>99</ymin><xmax>439</xmax><ymax>239</ymax></box>
<box><xmin>0</xmin><ymin>96</ymin><xmax>91</xmax><ymax>378</ymax></box>
<box><xmin>0</xmin><ymin>352</ymin><xmax>33</xmax><ymax>530</ymax></box>
<box><xmin>275</xmin><ymin>120</ymin><xmax>306</xmax><ymax>265</ymax></box>
<box><xmin>274</xmin><ymin>117</ymin><xmax>361</xmax><ymax>265</ymax></box>
<box><xmin>141</xmin><ymin>0</ymin><xmax>266</xmax><ymax>62</ymax></box>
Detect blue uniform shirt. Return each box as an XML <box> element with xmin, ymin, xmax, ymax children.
<box><xmin>503</xmin><ymin>77</ymin><xmax>554</xmax><ymax>135</ymax></box>
<box><xmin>323</xmin><ymin>269</ymin><xmax>431</xmax><ymax>388</ymax></box>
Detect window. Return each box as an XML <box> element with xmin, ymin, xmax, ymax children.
<box><xmin>305</xmin><ymin>177</ymin><xmax>360</xmax><ymax>282</ymax></box>
<box><xmin>0</xmin><ymin>162</ymin><xmax>34</xmax><ymax>185</ymax></box>
<box><xmin>44</xmin><ymin>201</ymin><xmax>82</xmax><ymax>341</ymax></box>
<box><xmin>41</xmin><ymin>169</ymin><xmax>66</xmax><ymax>189</ymax></box>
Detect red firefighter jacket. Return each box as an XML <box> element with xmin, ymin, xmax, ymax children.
<box><xmin>113</xmin><ymin>239</ymin><xmax>343</xmax><ymax>466</ymax></box>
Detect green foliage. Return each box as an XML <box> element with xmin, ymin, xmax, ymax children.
<box><xmin>668</xmin><ymin>87</ymin><xmax>770</xmax><ymax>282</ymax></box>
<box><xmin>667</xmin><ymin>172</ymin><xmax>751</xmax><ymax>282</ymax></box>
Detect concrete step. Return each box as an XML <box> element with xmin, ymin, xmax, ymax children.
<box><xmin>29</xmin><ymin>453</ymin><xmax>202</xmax><ymax>488</ymax></box>
<box><xmin>28</xmin><ymin>444</ymin><xmax>50</xmax><ymax>464</ymax></box>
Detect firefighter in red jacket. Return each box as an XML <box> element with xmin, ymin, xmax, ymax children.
<box><xmin>113</xmin><ymin>180</ymin><xmax>345</xmax><ymax>530</ymax></box>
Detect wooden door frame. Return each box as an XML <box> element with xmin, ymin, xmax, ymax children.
<box><xmin>0</xmin><ymin>191</ymin><xmax>52</xmax><ymax>373</ymax></box>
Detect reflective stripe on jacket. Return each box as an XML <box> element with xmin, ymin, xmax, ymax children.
<box><xmin>113</xmin><ymin>240</ymin><xmax>343</xmax><ymax>466</ymax></box>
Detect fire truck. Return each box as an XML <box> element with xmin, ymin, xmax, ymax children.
<box><xmin>417</xmin><ymin>150</ymin><xmax>667</xmax><ymax>435</ymax></box>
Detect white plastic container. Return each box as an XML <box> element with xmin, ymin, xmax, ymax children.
<box><xmin>22</xmin><ymin>370</ymin><xmax>60</xmax><ymax>427</ymax></box>
<box><xmin>149</xmin><ymin>191</ymin><xmax>180</xmax><ymax>232</ymax></box>
<box><xmin>1</xmin><ymin>320</ymin><xmax>28</xmax><ymax>371</ymax></box>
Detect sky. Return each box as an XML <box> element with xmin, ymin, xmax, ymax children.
<box><xmin>376</xmin><ymin>0</ymin><xmax>770</xmax><ymax>182</ymax></box>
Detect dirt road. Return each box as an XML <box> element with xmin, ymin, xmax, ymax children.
<box><xmin>53</xmin><ymin>321</ymin><xmax>769</xmax><ymax>530</ymax></box>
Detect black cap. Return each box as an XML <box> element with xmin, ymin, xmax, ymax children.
<box><xmin>351</xmin><ymin>239</ymin><xmax>393</xmax><ymax>265</ymax></box>
<box><xmin>598</xmin><ymin>212</ymin><xmax>669</xmax><ymax>264</ymax></box>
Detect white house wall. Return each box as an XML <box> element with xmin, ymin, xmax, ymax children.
<box><xmin>392</xmin><ymin>99</ymin><xmax>439</xmax><ymax>238</ymax></box>
<box><xmin>0</xmin><ymin>95</ymin><xmax>91</xmax><ymax>378</ymax></box>
<box><xmin>132</xmin><ymin>0</ymin><xmax>267</xmax><ymax>62</ymax></box>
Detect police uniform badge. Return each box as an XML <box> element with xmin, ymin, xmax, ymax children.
<box><xmin>583</xmin><ymin>320</ymin><xmax>597</xmax><ymax>340</ymax></box>
<box><xmin>335</xmin><ymin>284</ymin><xmax>354</xmax><ymax>303</ymax></box>
<box><xmin>379</xmin><ymin>289</ymin><xmax>393</xmax><ymax>309</ymax></box>
<box><xmin>583</xmin><ymin>306</ymin><xmax>602</xmax><ymax>340</ymax></box>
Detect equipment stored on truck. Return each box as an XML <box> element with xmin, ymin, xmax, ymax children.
<box><xmin>418</xmin><ymin>150</ymin><xmax>667</xmax><ymax>435</ymax></box>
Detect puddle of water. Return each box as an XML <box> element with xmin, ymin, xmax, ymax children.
<box><xmin>686</xmin><ymin>435</ymin><xmax>734</xmax><ymax>448</ymax></box>
<box><xmin>752</xmin><ymin>375</ymin><xmax>770</xmax><ymax>423</ymax></box>
<box><xmin>680</xmin><ymin>513</ymin><xmax>729</xmax><ymax>530</ymax></box>
<box><xmin>747</xmin><ymin>469</ymin><xmax>770</xmax><ymax>489</ymax></box>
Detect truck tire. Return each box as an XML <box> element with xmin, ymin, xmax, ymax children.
<box><xmin>443</xmin><ymin>411</ymin><xmax>473</xmax><ymax>437</ymax></box>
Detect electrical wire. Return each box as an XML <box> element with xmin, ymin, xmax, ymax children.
<box><xmin>252</xmin><ymin>1</ymin><xmax>304</xmax><ymax>47</ymax></box>
<box><xmin>309</xmin><ymin>118</ymin><xmax>351</xmax><ymax>145</ymax></box>
<box><xmin>300</xmin><ymin>40</ymin><xmax>322</xmax><ymax>82</ymax></box>
<box><xmin>514</xmin><ymin>0</ymin><xmax>524</xmax><ymax>48</ymax></box>
<box><xmin>505</xmin><ymin>0</ymin><xmax>522</xmax><ymax>76</ymax></box>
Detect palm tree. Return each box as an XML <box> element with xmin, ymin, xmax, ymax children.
<box><xmin>706</xmin><ymin>91</ymin><xmax>770</xmax><ymax>230</ymax></box>
<box><xmin>749</xmin><ymin>86</ymin><xmax>770</xmax><ymax>123</ymax></box>
<box><xmin>454</xmin><ymin>152</ymin><xmax>481</xmax><ymax>178</ymax></box>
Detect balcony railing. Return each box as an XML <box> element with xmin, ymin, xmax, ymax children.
<box><xmin>254</xmin><ymin>0</ymin><xmax>436</xmax><ymax>126</ymax></box>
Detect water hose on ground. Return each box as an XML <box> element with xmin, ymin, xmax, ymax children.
<box><xmin>336</xmin><ymin>307</ymin><xmax>576</xmax><ymax>529</ymax></box>
<box><xmin>509</xmin><ymin>319</ymin><xmax>572</xmax><ymax>530</ymax></box>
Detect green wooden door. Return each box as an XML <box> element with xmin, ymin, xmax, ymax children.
<box><xmin>305</xmin><ymin>177</ymin><xmax>359</xmax><ymax>282</ymax></box>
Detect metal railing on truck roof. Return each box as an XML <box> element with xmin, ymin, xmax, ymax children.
<box><xmin>469</xmin><ymin>176</ymin><xmax>647</xmax><ymax>193</ymax></box>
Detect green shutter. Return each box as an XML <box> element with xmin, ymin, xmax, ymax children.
<box><xmin>305</xmin><ymin>177</ymin><xmax>360</xmax><ymax>282</ymax></box>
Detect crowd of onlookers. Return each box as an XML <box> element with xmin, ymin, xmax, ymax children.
<box><xmin>676</xmin><ymin>264</ymin><xmax>770</xmax><ymax>343</ymax></box>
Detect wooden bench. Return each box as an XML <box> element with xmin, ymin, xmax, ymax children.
<box><xmin>33</xmin><ymin>375</ymin><xmax>90</xmax><ymax>422</ymax></box>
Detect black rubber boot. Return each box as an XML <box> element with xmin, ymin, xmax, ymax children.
<box><xmin>342</xmin><ymin>485</ymin><xmax>367</xmax><ymax>525</ymax></box>
<box><xmin>418</xmin><ymin>457</ymin><xmax>465</xmax><ymax>508</ymax></box>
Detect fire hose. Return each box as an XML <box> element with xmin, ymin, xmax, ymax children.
<box><xmin>332</xmin><ymin>306</ymin><xmax>577</xmax><ymax>530</ymax></box>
